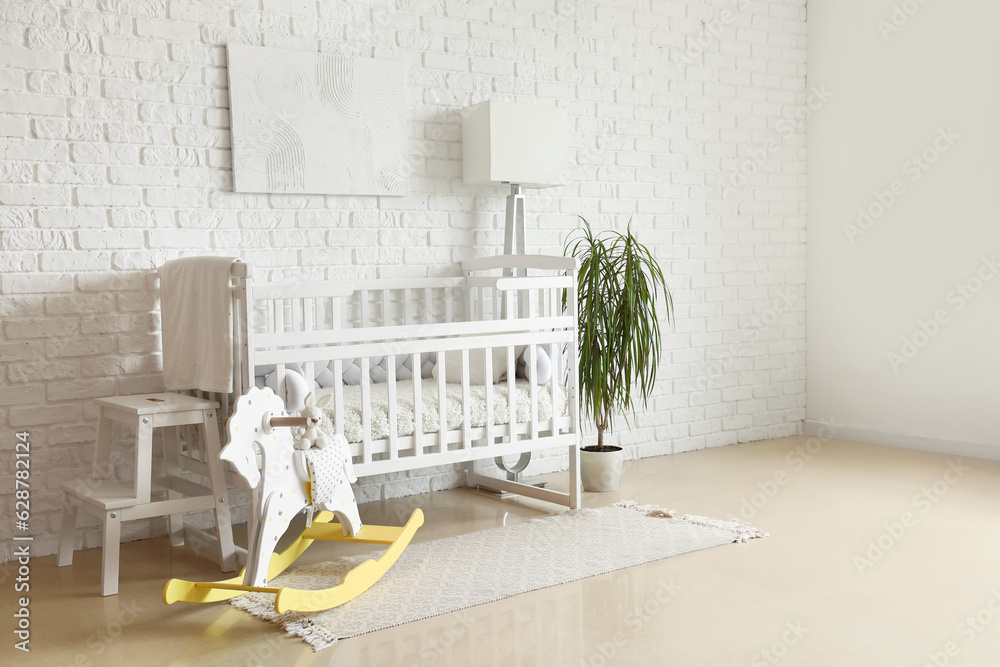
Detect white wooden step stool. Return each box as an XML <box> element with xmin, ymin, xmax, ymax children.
<box><xmin>56</xmin><ymin>393</ymin><xmax>237</xmax><ymax>596</ymax></box>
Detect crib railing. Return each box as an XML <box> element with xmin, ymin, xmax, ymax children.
<box><xmin>231</xmin><ymin>255</ymin><xmax>580</xmax><ymax>507</ymax></box>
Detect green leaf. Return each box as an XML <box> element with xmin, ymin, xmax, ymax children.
<box><xmin>564</xmin><ymin>217</ymin><xmax>673</xmax><ymax>437</ymax></box>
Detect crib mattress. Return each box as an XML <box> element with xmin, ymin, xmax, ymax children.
<box><xmin>314</xmin><ymin>379</ymin><xmax>567</xmax><ymax>444</ymax></box>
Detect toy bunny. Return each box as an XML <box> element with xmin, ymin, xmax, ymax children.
<box><xmin>294</xmin><ymin>392</ymin><xmax>333</xmax><ymax>450</ymax></box>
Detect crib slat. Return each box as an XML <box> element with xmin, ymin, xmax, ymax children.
<box><xmin>529</xmin><ymin>344</ymin><xmax>539</xmax><ymax>441</ymax></box>
<box><xmin>461</xmin><ymin>348</ymin><xmax>471</xmax><ymax>450</ymax></box>
<box><xmin>333</xmin><ymin>359</ymin><xmax>345</xmax><ymax>439</ymax></box>
<box><xmin>507</xmin><ymin>345</ymin><xmax>517</xmax><ymax>444</ymax></box>
<box><xmin>412</xmin><ymin>353</ymin><xmax>423</xmax><ymax>454</ymax></box>
<box><xmin>264</xmin><ymin>300</ymin><xmax>274</xmax><ymax>339</ymax></box>
<box><xmin>381</xmin><ymin>289</ymin><xmax>390</xmax><ymax>327</ymax></box>
<box><xmin>360</xmin><ymin>357</ymin><xmax>372</xmax><ymax>464</ymax></box>
<box><xmin>548</xmin><ymin>341</ymin><xmax>559</xmax><ymax>433</ymax></box>
<box><xmin>304</xmin><ymin>296</ymin><xmax>314</xmax><ymax>331</ymax></box>
<box><xmin>568</xmin><ymin>289</ymin><xmax>581</xmax><ymax>450</ymax></box>
<box><xmin>292</xmin><ymin>296</ymin><xmax>302</xmax><ymax>336</ymax></box>
<box><xmin>387</xmin><ymin>356</ymin><xmax>398</xmax><ymax>461</ymax></box>
<box><xmin>423</xmin><ymin>288</ymin><xmax>431</xmax><ymax>325</ymax></box>
<box><xmin>360</xmin><ymin>290</ymin><xmax>369</xmax><ymax>328</ymax></box>
<box><xmin>274</xmin><ymin>297</ymin><xmax>285</xmax><ymax>334</ymax></box>
<box><xmin>304</xmin><ymin>361</ymin><xmax>315</xmax><ymax>390</ymax></box>
<box><xmin>271</xmin><ymin>277</ymin><xmax>286</xmax><ymax>397</ymax></box>
<box><xmin>235</xmin><ymin>273</ymin><xmax>253</xmax><ymax>399</ymax></box>
<box><xmin>467</xmin><ymin>283</ymin><xmax>475</xmax><ymax>323</ymax></box>
<box><xmin>485</xmin><ymin>347</ymin><xmax>495</xmax><ymax>447</ymax></box>
<box><xmin>276</xmin><ymin>363</ymin><xmax>286</xmax><ymax>407</ymax></box>
<box><xmin>437</xmin><ymin>352</ymin><xmax>447</xmax><ymax>453</ymax></box>
<box><xmin>332</xmin><ymin>298</ymin><xmax>342</xmax><ymax>332</ymax></box>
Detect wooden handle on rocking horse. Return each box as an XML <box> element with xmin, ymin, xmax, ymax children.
<box><xmin>269</xmin><ymin>416</ymin><xmax>312</xmax><ymax>428</ymax></box>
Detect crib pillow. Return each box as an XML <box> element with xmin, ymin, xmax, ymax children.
<box><xmin>433</xmin><ymin>347</ymin><xmax>517</xmax><ymax>385</ymax></box>
<box><xmin>432</xmin><ymin>345</ymin><xmax>557</xmax><ymax>385</ymax></box>
<box><xmin>340</xmin><ymin>353</ymin><xmax>436</xmax><ymax>385</ymax></box>
<box><xmin>516</xmin><ymin>344</ymin><xmax>552</xmax><ymax>384</ymax></box>
<box><xmin>256</xmin><ymin>367</ymin><xmax>311</xmax><ymax>412</ymax></box>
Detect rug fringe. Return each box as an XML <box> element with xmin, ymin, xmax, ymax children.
<box><xmin>230</xmin><ymin>594</ymin><xmax>340</xmax><ymax>652</ymax></box>
<box><xmin>284</xmin><ymin>619</ymin><xmax>339</xmax><ymax>651</ymax></box>
<box><xmin>613</xmin><ymin>500</ymin><xmax>768</xmax><ymax>543</ymax></box>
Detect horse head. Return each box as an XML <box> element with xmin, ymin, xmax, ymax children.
<box><xmin>221</xmin><ymin>387</ymin><xmax>288</xmax><ymax>490</ymax></box>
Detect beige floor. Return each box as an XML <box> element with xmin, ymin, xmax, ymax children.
<box><xmin>5</xmin><ymin>435</ymin><xmax>1000</xmax><ymax>666</ymax></box>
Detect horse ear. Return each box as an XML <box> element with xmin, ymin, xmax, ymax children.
<box><xmin>316</xmin><ymin>393</ymin><xmax>333</xmax><ymax>409</ymax></box>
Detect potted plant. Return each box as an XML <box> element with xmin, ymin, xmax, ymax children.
<box><xmin>565</xmin><ymin>219</ymin><xmax>672</xmax><ymax>492</ymax></box>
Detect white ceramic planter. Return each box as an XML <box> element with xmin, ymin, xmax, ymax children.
<box><xmin>580</xmin><ymin>446</ymin><xmax>624</xmax><ymax>492</ymax></box>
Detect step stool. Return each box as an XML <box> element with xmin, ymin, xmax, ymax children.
<box><xmin>56</xmin><ymin>393</ymin><xmax>237</xmax><ymax>596</ymax></box>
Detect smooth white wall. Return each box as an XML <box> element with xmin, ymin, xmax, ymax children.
<box><xmin>807</xmin><ymin>0</ymin><xmax>1000</xmax><ymax>445</ymax></box>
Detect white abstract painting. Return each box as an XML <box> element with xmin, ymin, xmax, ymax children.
<box><xmin>227</xmin><ymin>44</ymin><xmax>408</xmax><ymax>196</ymax></box>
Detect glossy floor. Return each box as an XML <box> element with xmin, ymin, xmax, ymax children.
<box><xmin>6</xmin><ymin>436</ymin><xmax>1000</xmax><ymax>666</ymax></box>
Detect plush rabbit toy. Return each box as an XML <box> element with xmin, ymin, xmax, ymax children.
<box><xmin>294</xmin><ymin>392</ymin><xmax>333</xmax><ymax>450</ymax></box>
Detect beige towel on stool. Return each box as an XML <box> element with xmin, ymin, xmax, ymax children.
<box><xmin>158</xmin><ymin>256</ymin><xmax>237</xmax><ymax>394</ymax></box>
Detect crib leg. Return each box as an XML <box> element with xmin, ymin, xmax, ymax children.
<box><xmin>568</xmin><ymin>443</ymin><xmax>581</xmax><ymax>509</ymax></box>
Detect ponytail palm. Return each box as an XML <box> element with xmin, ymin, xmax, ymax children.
<box><xmin>566</xmin><ymin>220</ymin><xmax>671</xmax><ymax>450</ymax></box>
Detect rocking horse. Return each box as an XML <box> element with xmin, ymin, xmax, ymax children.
<box><xmin>163</xmin><ymin>386</ymin><xmax>423</xmax><ymax>613</ymax></box>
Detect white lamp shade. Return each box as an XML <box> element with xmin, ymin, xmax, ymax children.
<box><xmin>462</xmin><ymin>100</ymin><xmax>567</xmax><ymax>189</ymax></box>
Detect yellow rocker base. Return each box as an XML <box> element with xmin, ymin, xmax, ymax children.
<box><xmin>164</xmin><ymin>508</ymin><xmax>423</xmax><ymax>614</ymax></box>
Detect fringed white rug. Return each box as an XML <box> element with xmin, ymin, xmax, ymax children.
<box><xmin>231</xmin><ymin>501</ymin><xmax>767</xmax><ymax>651</ymax></box>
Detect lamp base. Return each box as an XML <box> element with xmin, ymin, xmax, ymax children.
<box><xmin>477</xmin><ymin>452</ymin><xmax>547</xmax><ymax>497</ymax></box>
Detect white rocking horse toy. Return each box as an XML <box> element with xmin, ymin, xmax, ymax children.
<box><xmin>163</xmin><ymin>386</ymin><xmax>423</xmax><ymax>613</ymax></box>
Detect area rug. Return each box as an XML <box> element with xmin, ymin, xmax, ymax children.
<box><xmin>231</xmin><ymin>501</ymin><xmax>767</xmax><ymax>650</ymax></box>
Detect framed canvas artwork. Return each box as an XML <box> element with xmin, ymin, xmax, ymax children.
<box><xmin>227</xmin><ymin>44</ymin><xmax>408</xmax><ymax>196</ymax></box>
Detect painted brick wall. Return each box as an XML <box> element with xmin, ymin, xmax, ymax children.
<box><xmin>0</xmin><ymin>0</ymin><xmax>807</xmax><ymax>562</ymax></box>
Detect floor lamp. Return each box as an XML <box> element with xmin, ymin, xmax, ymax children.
<box><xmin>461</xmin><ymin>100</ymin><xmax>568</xmax><ymax>491</ymax></box>
<box><xmin>462</xmin><ymin>100</ymin><xmax>568</xmax><ymax>277</ymax></box>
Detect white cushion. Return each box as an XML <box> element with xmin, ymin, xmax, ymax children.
<box><xmin>263</xmin><ymin>368</ymin><xmax>310</xmax><ymax>412</ymax></box>
<box><xmin>314</xmin><ymin>361</ymin><xmax>338</xmax><ymax>387</ymax></box>
<box><xmin>433</xmin><ymin>347</ymin><xmax>522</xmax><ymax>384</ymax></box>
<box><xmin>420</xmin><ymin>352</ymin><xmax>437</xmax><ymax>378</ymax></box>
<box><xmin>518</xmin><ymin>345</ymin><xmax>553</xmax><ymax>384</ymax></box>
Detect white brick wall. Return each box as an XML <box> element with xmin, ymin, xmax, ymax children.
<box><xmin>0</xmin><ymin>0</ymin><xmax>807</xmax><ymax>562</ymax></box>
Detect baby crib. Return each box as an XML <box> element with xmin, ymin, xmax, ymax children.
<box><xmin>229</xmin><ymin>254</ymin><xmax>581</xmax><ymax>509</ymax></box>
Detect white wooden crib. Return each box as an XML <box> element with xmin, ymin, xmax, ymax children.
<box><xmin>227</xmin><ymin>255</ymin><xmax>581</xmax><ymax>509</ymax></box>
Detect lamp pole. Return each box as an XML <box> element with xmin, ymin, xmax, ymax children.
<box><xmin>502</xmin><ymin>182</ymin><xmax>526</xmax><ymax>278</ymax></box>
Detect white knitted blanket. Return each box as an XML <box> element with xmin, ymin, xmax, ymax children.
<box><xmin>314</xmin><ymin>379</ymin><xmax>566</xmax><ymax>444</ymax></box>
